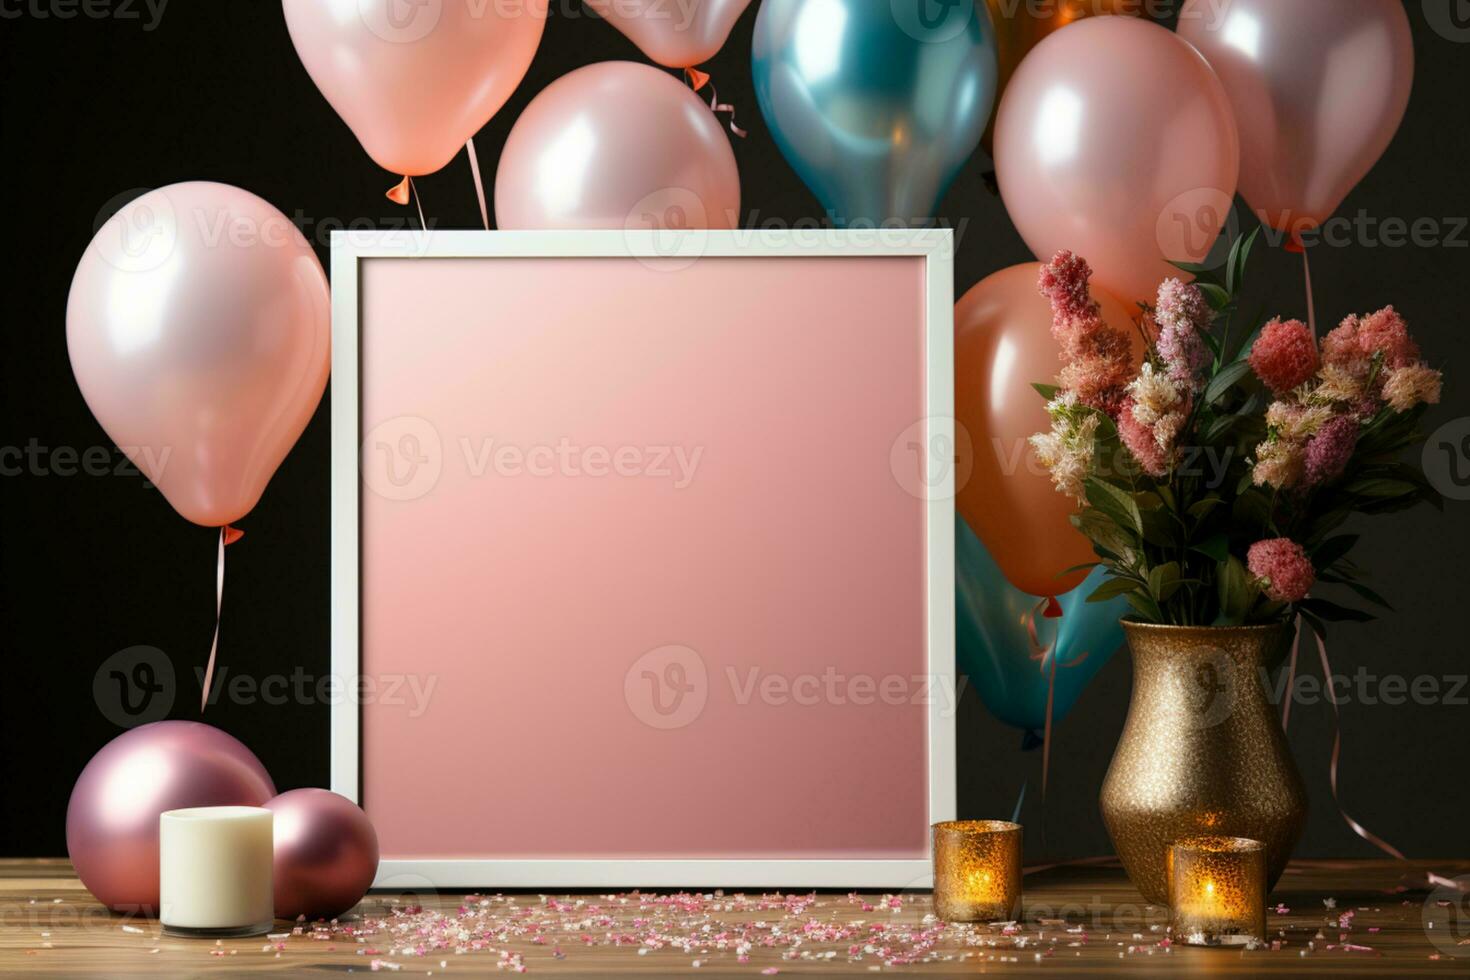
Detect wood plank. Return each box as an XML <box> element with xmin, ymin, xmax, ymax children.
<box><xmin>0</xmin><ymin>859</ymin><xmax>1465</xmax><ymax>975</ymax></box>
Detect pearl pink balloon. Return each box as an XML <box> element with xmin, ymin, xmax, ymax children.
<box><xmin>1177</xmin><ymin>0</ymin><xmax>1412</xmax><ymax>237</ymax></box>
<box><xmin>67</xmin><ymin>182</ymin><xmax>330</xmax><ymax>528</ymax></box>
<box><xmin>995</xmin><ymin>17</ymin><xmax>1239</xmax><ymax>306</ymax></box>
<box><xmin>585</xmin><ymin>0</ymin><xmax>753</xmax><ymax>68</ymax></box>
<box><xmin>266</xmin><ymin>789</ymin><xmax>379</xmax><ymax>920</ymax></box>
<box><xmin>66</xmin><ymin>722</ymin><xmax>276</xmax><ymax>912</ymax></box>
<box><xmin>282</xmin><ymin>0</ymin><xmax>546</xmax><ymax>177</ymax></box>
<box><xmin>495</xmin><ymin>62</ymin><xmax>741</xmax><ymax>231</ymax></box>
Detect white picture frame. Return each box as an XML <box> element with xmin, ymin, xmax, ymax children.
<box><xmin>330</xmin><ymin>228</ymin><xmax>956</xmax><ymax>889</ymax></box>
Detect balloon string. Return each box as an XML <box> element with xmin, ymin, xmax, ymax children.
<box><xmin>1280</xmin><ymin>622</ymin><xmax>1300</xmax><ymax>730</ymax></box>
<box><xmin>684</xmin><ymin>67</ymin><xmax>747</xmax><ymax>139</ymax></box>
<box><xmin>1010</xmin><ymin>781</ymin><xmax>1027</xmax><ymax>824</ymax></box>
<box><xmin>200</xmin><ymin>525</ymin><xmax>244</xmax><ymax>713</ymax></box>
<box><xmin>465</xmin><ymin>138</ymin><xmax>491</xmax><ymax>231</ymax></box>
<box><xmin>409</xmin><ymin>178</ymin><xmax>427</xmax><ymax>232</ymax></box>
<box><xmin>1302</xmin><ymin>621</ymin><xmax>1407</xmax><ymax>860</ymax></box>
<box><xmin>1302</xmin><ymin>245</ymin><xmax>1316</xmax><ymax>335</ymax></box>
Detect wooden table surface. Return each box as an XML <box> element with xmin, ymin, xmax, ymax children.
<box><xmin>1</xmin><ymin>858</ymin><xmax>1466</xmax><ymax>976</ymax></box>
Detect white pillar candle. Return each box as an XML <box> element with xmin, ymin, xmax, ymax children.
<box><xmin>159</xmin><ymin>806</ymin><xmax>275</xmax><ymax>937</ymax></box>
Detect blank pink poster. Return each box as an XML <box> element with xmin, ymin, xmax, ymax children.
<box><xmin>359</xmin><ymin>254</ymin><xmax>931</xmax><ymax>860</ymax></box>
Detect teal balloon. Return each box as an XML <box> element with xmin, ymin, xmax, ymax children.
<box><xmin>751</xmin><ymin>0</ymin><xmax>998</xmax><ymax>225</ymax></box>
<box><xmin>956</xmin><ymin>514</ymin><xmax>1127</xmax><ymax>734</ymax></box>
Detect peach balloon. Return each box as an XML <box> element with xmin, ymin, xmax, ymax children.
<box><xmin>955</xmin><ymin>264</ymin><xmax>1142</xmax><ymax>598</ymax></box>
<box><xmin>585</xmin><ymin>0</ymin><xmax>753</xmax><ymax>68</ymax></box>
<box><xmin>994</xmin><ymin>17</ymin><xmax>1239</xmax><ymax>306</ymax></box>
<box><xmin>282</xmin><ymin>0</ymin><xmax>546</xmax><ymax>177</ymax></box>
<box><xmin>1177</xmin><ymin>0</ymin><xmax>1412</xmax><ymax>237</ymax></box>
<box><xmin>67</xmin><ymin>183</ymin><xmax>330</xmax><ymax>528</ymax></box>
<box><xmin>495</xmin><ymin>62</ymin><xmax>741</xmax><ymax>230</ymax></box>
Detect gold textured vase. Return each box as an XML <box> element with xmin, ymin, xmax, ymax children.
<box><xmin>1100</xmin><ymin>621</ymin><xmax>1307</xmax><ymax>905</ymax></box>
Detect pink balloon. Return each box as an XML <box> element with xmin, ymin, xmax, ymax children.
<box><xmin>495</xmin><ymin>61</ymin><xmax>741</xmax><ymax>231</ymax></box>
<box><xmin>282</xmin><ymin>0</ymin><xmax>546</xmax><ymax>177</ymax></box>
<box><xmin>995</xmin><ymin>17</ymin><xmax>1239</xmax><ymax>306</ymax></box>
<box><xmin>266</xmin><ymin>789</ymin><xmax>379</xmax><ymax>920</ymax></box>
<box><xmin>1177</xmin><ymin>0</ymin><xmax>1412</xmax><ymax>237</ymax></box>
<box><xmin>585</xmin><ymin>0</ymin><xmax>753</xmax><ymax>68</ymax></box>
<box><xmin>66</xmin><ymin>721</ymin><xmax>276</xmax><ymax>912</ymax></box>
<box><xmin>67</xmin><ymin>182</ymin><xmax>330</xmax><ymax>528</ymax></box>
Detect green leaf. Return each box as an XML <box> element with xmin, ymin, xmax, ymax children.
<box><xmin>1124</xmin><ymin>591</ymin><xmax>1165</xmax><ymax>623</ymax></box>
<box><xmin>1340</xmin><ymin>580</ymin><xmax>1394</xmax><ymax>611</ymax></box>
<box><xmin>1170</xmin><ymin>260</ymin><xmax>1212</xmax><ymax>275</ymax></box>
<box><xmin>1216</xmin><ymin>555</ymin><xmax>1259</xmax><ymax>623</ymax></box>
<box><xmin>1085</xmin><ymin>478</ymin><xmax>1144</xmax><ymax>537</ymax></box>
<box><xmin>1299</xmin><ymin>597</ymin><xmax>1376</xmax><ymax>623</ymax></box>
<box><xmin>1310</xmin><ymin>534</ymin><xmax>1359</xmax><ymax>569</ymax></box>
<box><xmin>1189</xmin><ymin>532</ymin><xmax>1230</xmax><ymax>562</ymax></box>
<box><xmin>1032</xmin><ymin>382</ymin><xmax>1060</xmax><ymax>401</ymax></box>
<box><xmin>1204</xmin><ymin>360</ymin><xmax>1253</xmax><ymax>406</ymax></box>
<box><xmin>1148</xmin><ymin>561</ymin><xmax>1183</xmax><ymax>602</ymax></box>
<box><xmin>1087</xmin><ymin>576</ymin><xmax>1143</xmax><ymax>603</ymax></box>
<box><xmin>1056</xmin><ymin>562</ymin><xmax>1100</xmax><ymax>578</ymax></box>
<box><xmin>1343</xmin><ymin>478</ymin><xmax>1420</xmax><ymax>498</ymax></box>
<box><xmin>1198</xmin><ymin>282</ymin><xmax>1232</xmax><ymax>311</ymax></box>
<box><xmin>1186</xmin><ymin>497</ymin><xmax>1224</xmax><ymax>522</ymax></box>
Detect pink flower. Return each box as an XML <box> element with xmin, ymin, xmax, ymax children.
<box><xmin>1038</xmin><ymin>251</ymin><xmax>1097</xmax><ymax>322</ymax></box>
<box><xmin>1248</xmin><ymin>318</ymin><xmax>1319</xmax><ymax>395</ymax></box>
<box><xmin>1117</xmin><ymin>397</ymin><xmax>1170</xmax><ymax>477</ymax></box>
<box><xmin>1381</xmin><ymin>363</ymin><xmax>1443</xmax><ymax>413</ymax></box>
<box><xmin>1354</xmin><ymin>306</ymin><xmax>1420</xmax><ymax>369</ymax></box>
<box><xmin>1038</xmin><ymin>251</ymin><xmax>1139</xmax><ymax>417</ymax></box>
<box><xmin>1247</xmin><ymin>538</ymin><xmax>1316</xmax><ymax>603</ymax></box>
<box><xmin>1155</xmin><ymin>279</ymin><xmax>1212</xmax><ymax>390</ymax></box>
<box><xmin>1324</xmin><ymin>307</ymin><xmax>1421</xmax><ymax>372</ymax></box>
<box><xmin>1302</xmin><ymin>415</ymin><xmax>1357</xmax><ymax>488</ymax></box>
<box><xmin>1155</xmin><ymin>278</ymin><xmax>1211</xmax><ymax>334</ymax></box>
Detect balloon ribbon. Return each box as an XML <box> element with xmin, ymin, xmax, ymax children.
<box><xmin>1023</xmin><ymin>597</ymin><xmax>1088</xmax><ymax>806</ymax></box>
<box><xmin>200</xmin><ymin>525</ymin><xmax>244</xmax><ymax>713</ymax></box>
<box><xmin>465</xmin><ymin>138</ymin><xmax>491</xmax><ymax>231</ymax></box>
<box><xmin>685</xmin><ymin>67</ymin><xmax>747</xmax><ymax>139</ymax></box>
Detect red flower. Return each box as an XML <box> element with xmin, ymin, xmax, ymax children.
<box><xmin>1248</xmin><ymin>319</ymin><xmax>1319</xmax><ymax>395</ymax></box>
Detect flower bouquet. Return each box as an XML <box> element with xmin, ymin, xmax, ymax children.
<box><xmin>1030</xmin><ymin>232</ymin><xmax>1444</xmax><ymax>638</ymax></box>
<box><xmin>1034</xmin><ymin>233</ymin><xmax>1447</xmax><ymax>903</ymax></box>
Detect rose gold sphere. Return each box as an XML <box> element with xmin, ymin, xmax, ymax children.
<box><xmin>65</xmin><ymin>721</ymin><xmax>276</xmax><ymax>911</ymax></box>
<box><xmin>265</xmin><ymin>789</ymin><xmax>379</xmax><ymax>920</ymax></box>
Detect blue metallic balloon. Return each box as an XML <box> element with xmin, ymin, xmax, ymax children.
<box><xmin>956</xmin><ymin>513</ymin><xmax>1127</xmax><ymax>734</ymax></box>
<box><xmin>752</xmin><ymin>0</ymin><xmax>998</xmax><ymax>226</ymax></box>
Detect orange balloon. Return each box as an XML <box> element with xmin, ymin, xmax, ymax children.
<box><xmin>955</xmin><ymin>263</ymin><xmax>1142</xmax><ymax>598</ymax></box>
<box><xmin>981</xmin><ymin>0</ymin><xmax>1141</xmax><ymax>153</ymax></box>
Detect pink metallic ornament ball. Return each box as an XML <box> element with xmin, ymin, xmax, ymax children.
<box><xmin>265</xmin><ymin>788</ymin><xmax>379</xmax><ymax>920</ymax></box>
<box><xmin>65</xmin><ymin>721</ymin><xmax>276</xmax><ymax>911</ymax></box>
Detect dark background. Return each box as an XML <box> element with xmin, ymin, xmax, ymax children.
<box><xmin>2</xmin><ymin>1</ymin><xmax>1466</xmax><ymax>862</ymax></box>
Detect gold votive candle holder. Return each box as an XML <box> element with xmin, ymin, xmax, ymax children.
<box><xmin>932</xmin><ymin>820</ymin><xmax>1022</xmax><ymax>922</ymax></box>
<box><xmin>1167</xmin><ymin>836</ymin><xmax>1267</xmax><ymax>946</ymax></box>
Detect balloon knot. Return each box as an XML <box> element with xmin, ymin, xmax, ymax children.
<box><xmin>1283</xmin><ymin>232</ymin><xmax>1306</xmax><ymax>254</ymax></box>
<box><xmin>386</xmin><ymin>175</ymin><xmax>411</xmax><ymax>206</ymax></box>
<box><xmin>1042</xmin><ymin>595</ymin><xmax>1064</xmax><ymax>618</ymax></box>
<box><xmin>684</xmin><ymin>67</ymin><xmax>711</xmax><ymax>92</ymax></box>
<box><xmin>222</xmin><ymin>525</ymin><xmax>245</xmax><ymax>546</ymax></box>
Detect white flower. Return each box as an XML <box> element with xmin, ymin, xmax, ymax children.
<box><xmin>1126</xmin><ymin>362</ymin><xmax>1183</xmax><ymax>427</ymax></box>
